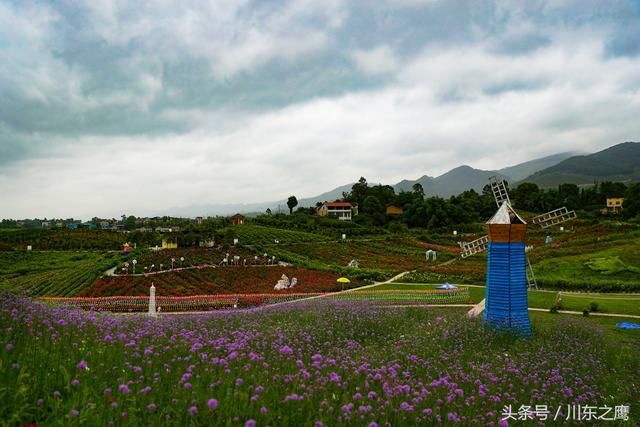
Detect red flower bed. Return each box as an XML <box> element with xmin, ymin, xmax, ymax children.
<box><xmin>78</xmin><ymin>267</ymin><xmax>354</xmax><ymax>297</ymax></box>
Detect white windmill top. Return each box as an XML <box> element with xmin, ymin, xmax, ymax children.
<box><xmin>487</xmin><ymin>202</ymin><xmax>526</xmax><ymax>225</ymax></box>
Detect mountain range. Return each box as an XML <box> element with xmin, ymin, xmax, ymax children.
<box><xmin>163</xmin><ymin>142</ymin><xmax>638</xmax><ymax>216</ymax></box>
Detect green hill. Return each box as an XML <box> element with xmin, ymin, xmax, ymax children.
<box><xmin>521</xmin><ymin>142</ymin><xmax>640</xmax><ymax>187</ymax></box>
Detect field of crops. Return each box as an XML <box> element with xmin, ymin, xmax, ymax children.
<box><xmin>113</xmin><ymin>247</ymin><xmax>264</xmax><ymax>274</ymax></box>
<box><xmin>260</xmin><ymin>238</ymin><xmax>458</xmax><ymax>273</ymax></box>
<box><xmin>0</xmin><ymin>251</ymin><xmax>118</xmax><ymax>297</ymax></box>
<box><xmin>229</xmin><ymin>225</ymin><xmax>331</xmax><ymax>245</ymax></box>
<box><xmin>79</xmin><ymin>266</ymin><xmax>356</xmax><ymax>297</ymax></box>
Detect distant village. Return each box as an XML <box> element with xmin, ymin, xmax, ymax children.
<box><xmin>0</xmin><ymin>213</ymin><xmax>250</xmax><ymax>232</ymax></box>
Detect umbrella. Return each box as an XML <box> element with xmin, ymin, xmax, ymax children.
<box><xmin>436</xmin><ymin>282</ymin><xmax>457</xmax><ymax>290</ymax></box>
<box><xmin>337</xmin><ymin>277</ymin><xmax>350</xmax><ymax>290</ymax></box>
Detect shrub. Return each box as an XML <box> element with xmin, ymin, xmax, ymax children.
<box><xmin>589</xmin><ymin>302</ymin><xmax>599</xmax><ymax>312</ymax></box>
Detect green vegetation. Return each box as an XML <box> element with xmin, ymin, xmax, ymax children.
<box><xmin>0</xmin><ymin>251</ymin><xmax>118</xmax><ymax>297</ymax></box>
<box><xmin>227</xmin><ymin>224</ymin><xmax>331</xmax><ymax>245</ymax></box>
<box><xmin>0</xmin><ymin>229</ymin><xmax>126</xmax><ymax>250</ymax></box>
<box><xmin>376</xmin><ymin>283</ymin><xmax>640</xmax><ymax>317</ymax></box>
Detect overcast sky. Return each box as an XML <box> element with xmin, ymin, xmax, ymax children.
<box><xmin>1</xmin><ymin>0</ymin><xmax>639</xmax><ymax>219</ymax></box>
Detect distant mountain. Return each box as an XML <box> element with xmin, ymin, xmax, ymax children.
<box><xmin>497</xmin><ymin>151</ymin><xmax>581</xmax><ymax>182</ymax></box>
<box><xmin>393</xmin><ymin>166</ymin><xmax>510</xmax><ymax>197</ymax></box>
<box><xmin>520</xmin><ymin>142</ymin><xmax>640</xmax><ymax>187</ymax></box>
<box><xmin>160</xmin><ymin>148</ymin><xmax>596</xmax><ymax>216</ymax></box>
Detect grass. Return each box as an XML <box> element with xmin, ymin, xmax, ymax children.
<box><xmin>368</xmin><ymin>283</ymin><xmax>640</xmax><ymax>316</ymax></box>
<box><xmin>530</xmin><ymin>311</ymin><xmax>640</xmax><ymax>352</ymax></box>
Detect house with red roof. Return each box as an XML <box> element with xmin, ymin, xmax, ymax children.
<box><xmin>317</xmin><ymin>202</ymin><xmax>358</xmax><ymax>221</ymax></box>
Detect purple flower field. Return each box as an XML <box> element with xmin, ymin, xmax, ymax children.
<box><xmin>1</xmin><ymin>292</ymin><xmax>638</xmax><ymax>425</ymax></box>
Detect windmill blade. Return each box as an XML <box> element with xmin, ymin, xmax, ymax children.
<box><xmin>489</xmin><ymin>176</ymin><xmax>510</xmax><ymax>207</ymax></box>
<box><xmin>460</xmin><ymin>235</ymin><xmax>489</xmax><ymax>258</ymax></box>
<box><xmin>531</xmin><ymin>207</ymin><xmax>577</xmax><ymax>229</ymax></box>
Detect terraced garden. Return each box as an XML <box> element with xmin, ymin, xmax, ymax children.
<box><xmin>78</xmin><ymin>266</ymin><xmax>356</xmax><ymax>297</ymax></box>
<box><xmin>0</xmin><ymin>251</ymin><xmax>118</xmax><ymax>297</ymax></box>
<box><xmin>229</xmin><ymin>225</ymin><xmax>332</xmax><ymax>245</ymax></box>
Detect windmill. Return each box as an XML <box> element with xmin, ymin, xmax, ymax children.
<box><xmin>459</xmin><ymin>176</ymin><xmax>577</xmax><ymax>289</ymax></box>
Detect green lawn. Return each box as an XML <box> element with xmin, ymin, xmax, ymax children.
<box><xmin>530</xmin><ymin>311</ymin><xmax>640</xmax><ymax>352</ymax></box>
<box><xmin>366</xmin><ymin>283</ymin><xmax>640</xmax><ymax>316</ymax></box>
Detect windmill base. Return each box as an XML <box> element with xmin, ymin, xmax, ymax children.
<box><xmin>483</xmin><ymin>242</ymin><xmax>532</xmax><ymax>336</ymax></box>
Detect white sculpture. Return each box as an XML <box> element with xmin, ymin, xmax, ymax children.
<box><xmin>148</xmin><ymin>283</ymin><xmax>157</xmax><ymax>317</ymax></box>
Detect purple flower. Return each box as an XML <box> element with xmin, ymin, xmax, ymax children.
<box><xmin>245</xmin><ymin>420</ymin><xmax>256</xmax><ymax>427</ymax></box>
<box><xmin>70</xmin><ymin>409</ymin><xmax>79</xmax><ymax>417</ymax></box>
<box><xmin>423</xmin><ymin>408</ymin><xmax>433</xmax><ymax>415</ymax></box>
<box><xmin>184</xmin><ymin>382</ymin><xmax>192</xmax><ymax>390</ymax></box>
<box><xmin>280</xmin><ymin>345</ymin><xmax>293</xmax><ymax>355</ymax></box>
<box><xmin>5</xmin><ymin>343</ymin><xmax>14</xmax><ymax>352</ymax></box>
<box><xmin>77</xmin><ymin>360</ymin><xmax>88</xmax><ymax>370</ymax></box>
<box><xmin>118</xmin><ymin>384</ymin><xmax>130</xmax><ymax>395</ymax></box>
<box><xmin>329</xmin><ymin>372</ymin><xmax>341</xmax><ymax>383</ymax></box>
<box><xmin>53</xmin><ymin>390</ymin><xmax>61</xmax><ymax>399</ymax></box>
<box><xmin>368</xmin><ymin>423</ymin><xmax>379</xmax><ymax>427</ymax></box>
<box><xmin>71</xmin><ymin>379</ymin><xmax>80</xmax><ymax>387</ymax></box>
<box><xmin>499</xmin><ymin>419</ymin><xmax>509</xmax><ymax>427</ymax></box>
<box><xmin>260</xmin><ymin>407</ymin><xmax>268</xmax><ymax>414</ymax></box>
<box><xmin>103</xmin><ymin>387</ymin><xmax>112</xmax><ymax>395</ymax></box>
<box><xmin>188</xmin><ymin>406</ymin><xmax>198</xmax><ymax>416</ymax></box>
<box><xmin>147</xmin><ymin>403</ymin><xmax>157</xmax><ymax>412</ymax></box>
<box><xmin>207</xmin><ymin>399</ymin><xmax>218</xmax><ymax>410</ymax></box>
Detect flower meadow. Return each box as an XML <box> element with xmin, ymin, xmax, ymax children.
<box><xmin>1</xmin><ymin>292</ymin><xmax>638</xmax><ymax>426</ymax></box>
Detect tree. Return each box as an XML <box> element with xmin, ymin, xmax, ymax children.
<box><xmin>412</xmin><ymin>183</ymin><xmax>425</xmax><ymax>198</ymax></box>
<box><xmin>623</xmin><ymin>183</ymin><xmax>640</xmax><ymax>219</ymax></box>
<box><xmin>287</xmin><ymin>196</ymin><xmax>298</xmax><ymax>214</ymax></box>
<box><xmin>362</xmin><ymin>195</ymin><xmax>386</xmax><ymax>225</ymax></box>
<box><xmin>350</xmin><ymin>177</ymin><xmax>369</xmax><ymax>206</ymax></box>
<box><xmin>124</xmin><ymin>215</ymin><xmax>137</xmax><ymax>230</ymax></box>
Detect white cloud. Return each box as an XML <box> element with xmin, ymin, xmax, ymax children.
<box><xmin>352</xmin><ymin>45</ymin><xmax>399</xmax><ymax>75</ymax></box>
<box><xmin>1</xmin><ymin>1</ymin><xmax>639</xmax><ymax>218</ymax></box>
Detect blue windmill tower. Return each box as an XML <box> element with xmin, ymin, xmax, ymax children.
<box><xmin>459</xmin><ymin>176</ymin><xmax>577</xmax><ymax>335</ymax></box>
<box><xmin>483</xmin><ymin>202</ymin><xmax>531</xmax><ymax>334</ymax></box>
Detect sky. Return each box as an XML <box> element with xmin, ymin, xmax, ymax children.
<box><xmin>1</xmin><ymin>0</ymin><xmax>639</xmax><ymax>219</ymax></box>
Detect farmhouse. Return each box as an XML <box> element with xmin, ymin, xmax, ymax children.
<box><xmin>162</xmin><ymin>239</ymin><xmax>178</xmax><ymax>249</ymax></box>
<box><xmin>606</xmin><ymin>197</ymin><xmax>624</xmax><ymax>213</ymax></box>
<box><xmin>386</xmin><ymin>204</ymin><xmax>403</xmax><ymax>216</ymax></box>
<box><xmin>317</xmin><ymin>202</ymin><xmax>358</xmax><ymax>221</ymax></box>
<box><xmin>231</xmin><ymin>214</ymin><xmax>245</xmax><ymax>225</ymax></box>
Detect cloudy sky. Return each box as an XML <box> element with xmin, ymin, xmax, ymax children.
<box><xmin>1</xmin><ymin>0</ymin><xmax>639</xmax><ymax>219</ymax></box>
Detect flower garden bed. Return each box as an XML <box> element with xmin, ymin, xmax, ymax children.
<box><xmin>42</xmin><ymin>289</ymin><xmax>472</xmax><ymax>312</ymax></box>
<box><xmin>79</xmin><ymin>267</ymin><xmax>355</xmax><ymax>297</ymax></box>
